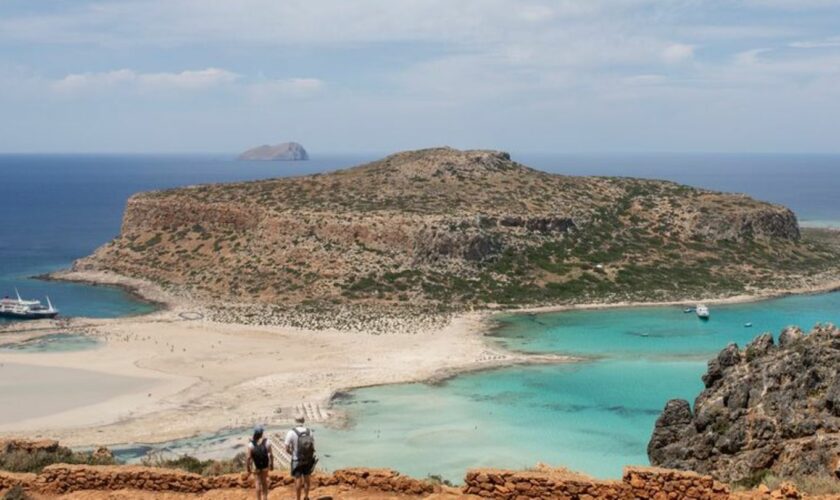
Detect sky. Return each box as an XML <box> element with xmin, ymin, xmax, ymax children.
<box><xmin>1</xmin><ymin>0</ymin><xmax>839</xmax><ymax>154</ymax></box>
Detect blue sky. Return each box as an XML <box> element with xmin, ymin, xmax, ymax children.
<box><xmin>1</xmin><ymin>0</ymin><xmax>839</xmax><ymax>153</ymax></box>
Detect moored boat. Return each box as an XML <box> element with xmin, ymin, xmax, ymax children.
<box><xmin>696</xmin><ymin>304</ymin><xmax>710</xmax><ymax>319</ymax></box>
<box><xmin>0</xmin><ymin>289</ymin><xmax>59</xmax><ymax>320</ymax></box>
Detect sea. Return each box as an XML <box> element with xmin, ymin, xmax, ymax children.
<box><xmin>2</xmin><ymin>152</ymin><xmax>839</xmax><ymax>480</ymax></box>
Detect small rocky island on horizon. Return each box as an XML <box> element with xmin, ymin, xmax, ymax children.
<box><xmin>238</xmin><ymin>141</ymin><xmax>309</xmax><ymax>161</ymax></box>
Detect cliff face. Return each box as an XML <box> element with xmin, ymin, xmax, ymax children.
<box><xmin>648</xmin><ymin>324</ymin><xmax>840</xmax><ymax>483</ymax></box>
<box><xmin>238</xmin><ymin>141</ymin><xmax>309</xmax><ymax>160</ymax></box>
<box><xmin>77</xmin><ymin>147</ymin><xmax>834</xmax><ymax>313</ymax></box>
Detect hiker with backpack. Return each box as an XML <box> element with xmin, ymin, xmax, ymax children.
<box><xmin>284</xmin><ymin>416</ymin><xmax>317</xmax><ymax>500</ymax></box>
<box><xmin>245</xmin><ymin>426</ymin><xmax>273</xmax><ymax>500</ymax></box>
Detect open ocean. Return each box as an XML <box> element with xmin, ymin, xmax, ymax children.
<box><xmin>2</xmin><ymin>152</ymin><xmax>840</xmax><ymax>478</ymax></box>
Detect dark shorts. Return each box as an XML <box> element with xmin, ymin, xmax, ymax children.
<box><xmin>291</xmin><ymin>459</ymin><xmax>315</xmax><ymax>477</ymax></box>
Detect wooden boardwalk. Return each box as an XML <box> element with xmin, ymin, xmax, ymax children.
<box><xmin>269</xmin><ymin>434</ymin><xmax>292</xmax><ymax>469</ymax></box>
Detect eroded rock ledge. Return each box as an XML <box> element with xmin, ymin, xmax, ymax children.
<box><xmin>649</xmin><ymin>324</ymin><xmax>840</xmax><ymax>484</ymax></box>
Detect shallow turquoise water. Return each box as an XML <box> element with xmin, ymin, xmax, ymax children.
<box><xmin>317</xmin><ymin>360</ymin><xmax>704</xmax><ymax>481</ymax></box>
<box><xmin>490</xmin><ymin>293</ymin><xmax>840</xmax><ymax>359</ymax></box>
<box><xmin>316</xmin><ymin>292</ymin><xmax>840</xmax><ymax>482</ymax></box>
<box><xmin>0</xmin><ymin>273</ymin><xmax>157</xmax><ymax>324</ymax></box>
<box><xmin>0</xmin><ymin>333</ymin><xmax>101</xmax><ymax>353</ymax></box>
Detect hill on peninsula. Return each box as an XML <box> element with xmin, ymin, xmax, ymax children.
<box><xmin>76</xmin><ymin>148</ymin><xmax>838</xmax><ymax>322</ymax></box>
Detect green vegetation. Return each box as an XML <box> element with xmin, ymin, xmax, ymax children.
<box><xmin>732</xmin><ymin>469</ymin><xmax>840</xmax><ymax>496</ymax></box>
<box><xmin>0</xmin><ymin>447</ymin><xmax>116</xmax><ymax>474</ymax></box>
<box><xmin>139</xmin><ymin>452</ymin><xmax>247</xmax><ymax>476</ymax></box>
<box><xmin>2</xmin><ymin>485</ymin><xmax>29</xmax><ymax>500</ymax></box>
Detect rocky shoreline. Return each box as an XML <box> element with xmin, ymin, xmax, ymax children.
<box><xmin>649</xmin><ymin>324</ymin><xmax>840</xmax><ymax>485</ymax></box>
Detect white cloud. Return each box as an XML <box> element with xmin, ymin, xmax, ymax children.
<box><xmin>518</xmin><ymin>5</ymin><xmax>555</xmax><ymax>22</ymax></box>
<box><xmin>247</xmin><ymin>78</ymin><xmax>325</xmax><ymax>100</ymax></box>
<box><xmin>138</xmin><ymin>68</ymin><xmax>240</xmax><ymax>89</ymax></box>
<box><xmin>623</xmin><ymin>74</ymin><xmax>667</xmax><ymax>86</ymax></box>
<box><xmin>53</xmin><ymin>69</ymin><xmax>136</xmax><ymax>92</ymax></box>
<box><xmin>790</xmin><ymin>36</ymin><xmax>840</xmax><ymax>48</ymax></box>
<box><xmin>662</xmin><ymin>44</ymin><xmax>695</xmax><ymax>64</ymax></box>
<box><xmin>52</xmin><ymin>67</ymin><xmax>240</xmax><ymax>92</ymax></box>
<box><xmin>733</xmin><ymin>48</ymin><xmax>771</xmax><ymax>66</ymax></box>
<box><xmin>3</xmin><ymin>0</ymin><xmax>840</xmax><ymax>152</ymax></box>
<box><xmin>0</xmin><ymin>0</ymin><xmax>662</xmax><ymax>48</ymax></box>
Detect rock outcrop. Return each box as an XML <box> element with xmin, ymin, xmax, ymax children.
<box><xmin>648</xmin><ymin>324</ymin><xmax>840</xmax><ymax>483</ymax></box>
<box><xmin>75</xmin><ymin>147</ymin><xmax>837</xmax><ymax>323</ymax></box>
<box><xmin>238</xmin><ymin>141</ymin><xmax>308</xmax><ymax>161</ymax></box>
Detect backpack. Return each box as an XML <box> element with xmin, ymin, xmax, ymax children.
<box><xmin>294</xmin><ymin>428</ymin><xmax>315</xmax><ymax>464</ymax></box>
<box><xmin>251</xmin><ymin>438</ymin><xmax>270</xmax><ymax>470</ymax></box>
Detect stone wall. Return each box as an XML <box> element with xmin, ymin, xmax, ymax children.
<box><xmin>463</xmin><ymin>466</ymin><xmax>731</xmax><ymax>499</ymax></box>
<box><xmin>13</xmin><ymin>464</ymin><xmax>435</xmax><ymax>496</ymax></box>
<box><xmin>463</xmin><ymin>468</ymin><xmax>627</xmax><ymax>499</ymax></box>
<box><xmin>0</xmin><ymin>460</ymin><xmax>816</xmax><ymax>499</ymax></box>
<box><xmin>624</xmin><ymin>467</ymin><xmax>730</xmax><ymax>500</ymax></box>
<box><xmin>0</xmin><ymin>470</ymin><xmax>36</xmax><ymax>491</ymax></box>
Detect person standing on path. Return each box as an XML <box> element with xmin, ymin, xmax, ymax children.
<box><xmin>245</xmin><ymin>426</ymin><xmax>273</xmax><ymax>500</ymax></box>
<box><xmin>285</xmin><ymin>416</ymin><xmax>317</xmax><ymax>500</ymax></box>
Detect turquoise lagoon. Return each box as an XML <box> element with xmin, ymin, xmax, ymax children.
<box><xmin>489</xmin><ymin>292</ymin><xmax>840</xmax><ymax>358</ymax></box>
<box><xmin>314</xmin><ymin>292</ymin><xmax>840</xmax><ymax>482</ymax></box>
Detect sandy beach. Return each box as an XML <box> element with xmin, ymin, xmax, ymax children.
<box><xmin>511</xmin><ymin>272</ymin><xmax>840</xmax><ymax>315</ymax></box>
<box><xmin>2</xmin><ymin>266</ymin><xmax>839</xmax><ymax>450</ymax></box>
<box><xmin>0</xmin><ymin>270</ymin><xmax>573</xmax><ymax>448</ymax></box>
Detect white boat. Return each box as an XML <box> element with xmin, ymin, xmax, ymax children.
<box><xmin>696</xmin><ymin>304</ymin><xmax>710</xmax><ymax>319</ymax></box>
<box><xmin>0</xmin><ymin>289</ymin><xmax>59</xmax><ymax>320</ymax></box>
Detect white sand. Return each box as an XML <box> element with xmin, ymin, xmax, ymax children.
<box><xmin>0</xmin><ymin>300</ymin><xmax>569</xmax><ymax>447</ymax></box>
<box><xmin>0</xmin><ymin>362</ymin><xmax>158</xmax><ymax>426</ymax></box>
<box><xmin>6</xmin><ymin>267</ymin><xmax>836</xmax><ymax>448</ymax></box>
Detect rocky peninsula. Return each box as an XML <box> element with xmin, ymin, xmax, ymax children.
<box><xmin>649</xmin><ymin>324</ymin><xmax>840</xmax><ymax>486</ymax></box>
<box><xmin>72</xmin><ymin>147</ymin><xmax>840</xmax><ymax>329</ymax></box>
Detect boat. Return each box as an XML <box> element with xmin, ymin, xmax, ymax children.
<box><xmin>683</xmin><ymin>307</ymin><xmax>694</xmax><ymax>314</ymax></box>
<box><xmin>695</xmin><ymin>304</ymin><xmax>710</xmax><ymax>319</ymax></box>
<box><xmin>0</xmin><ymin>289</ymin><xmax>59</xmax><ymax>320</ymax></box>
<box><xmin>744</xmin><ymin>322</ymin><xmax>753</xmax><ymax>328</ymax></box>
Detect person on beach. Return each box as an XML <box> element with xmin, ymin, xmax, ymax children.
<box><xmin>285</xmin><ymin>416</ymin><xmax>317</xmax><ymax>500</ymax></box>
<box><xmin>245</xmin><ymin>426</ymin><xmax>273</xmax><ymax>500</ymax></box>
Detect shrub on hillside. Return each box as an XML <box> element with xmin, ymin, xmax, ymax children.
<box><xmin>0</xmin><ymin>448</ymin><xmax>116</xmax><ymax>474</ymax></box>
<box><xmin>140</xmin><ymin>452</ymin><xmax>247</xmax><ymax>476</ymax></box>
<box><xmin>2</xmin><ymin>485</ymin><xmax>30</xmax><ymax>500</ymax></box>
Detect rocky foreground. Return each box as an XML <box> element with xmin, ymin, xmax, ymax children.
<box><xmin>0</xmin><ymin>439</ymin><xmax>824</xmax><ymax>499</ymax></box>
<box><xmin>649</xmin><ymin>324</ymin><xmax>840</xmax><ymax>485</ymax></box>
<box><xmin>74</xmin><ymin>148</ymin><xmax>840</xmax><ymax>328</ymax></box>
